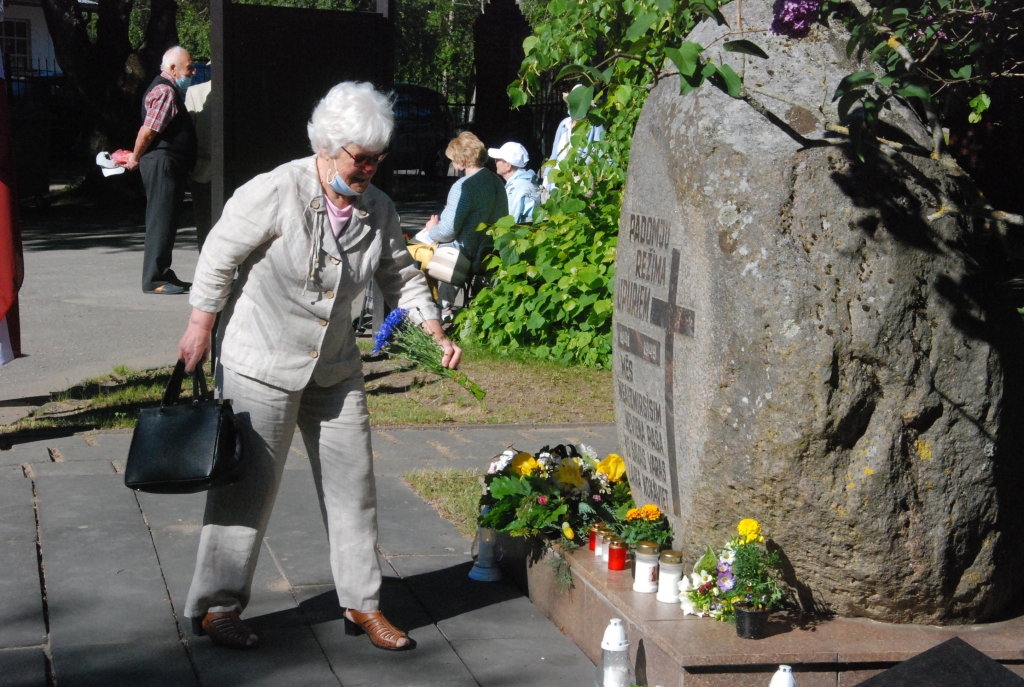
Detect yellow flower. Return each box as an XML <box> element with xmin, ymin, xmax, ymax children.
<box><xmin>554</xmin><ymin>461</ymin><xmax>585</xmax><ymax>490</ymax></box>
<box><xmin>562</xmin><ymin>522</ymin><xmax>575</xmax><ymax>540</ymax></box>
<box><xmin>738</xmin><ymin>518</ymin><xmax>762</xmax><ymax>543</ymax></box>
<box><xmin>639</xmin><ymin>504</ymin><xmax>662</xmax><ymax>521</ymax></box>
<box><xmin>626</xmin><ymin>507</ymin><xmax>642</xmax><ymax>521</ymax></box>
<box><xmin>596</xmin><ymin>453</ymin><xmax>626</xmax><ymax>482</ymax></box>
<box><xmin>511</xmin><ymin>452</ymin><xmax>540</xmax><ymax>477</ymax></box>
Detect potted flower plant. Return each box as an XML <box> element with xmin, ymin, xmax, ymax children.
<box><xmin>680</xmin><ymin>518</ymin><xmax>783</xmax><ymax>639</ymax></box>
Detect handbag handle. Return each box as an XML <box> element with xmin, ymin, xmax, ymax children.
<box><xmin>162</xmin><ymin>360</ymin><xmax>212</xmax><ymax>407</ymax></box>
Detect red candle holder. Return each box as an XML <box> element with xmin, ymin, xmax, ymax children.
<box><xmin>608</xmin><ymin>538</ymin><xmax>627</xmax><ymax>571</ymax></box>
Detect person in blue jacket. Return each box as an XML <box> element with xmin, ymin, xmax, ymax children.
<box><xmin>488</xmin><ymin>142</ymin><xmax>541</xmax><ymax>223</ymax></box>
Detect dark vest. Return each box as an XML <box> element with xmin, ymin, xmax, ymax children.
<box><xmin>141</xmin><ymin>75</ymin><xmax>198</xmax><ymax>172</ymax></box>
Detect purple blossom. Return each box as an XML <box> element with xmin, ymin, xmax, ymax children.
<box><xmin>716</xmin><ymin>561</ymin><xmax>731</xmax><ymax>574</ymax></box>
<box><xmin>718</xmin><ymin>575</ymin><xmax>735</xmax><ymax>592</ymax></box>
<box><xmin>771</xmin><ymin>0</ymin><xmax>821</xmax><ymax>38</ymax></box>
<box><xmin>538</xmin><ymin>495</ymin><xmax>549</xmax><ymax>506</ymax></box>
<box><xmin>593</xmin><ymin>494</ymin><xmax>602</xmax><ymax>502</ymax></box>
<box><xmin>372</xmin><ymin>308</ymin><xmax>409</xmax><ymax>354</ymax></box>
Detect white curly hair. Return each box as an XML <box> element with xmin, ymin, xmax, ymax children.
<box><xmin>307</xmin><ymin>81</ymin><xmax>394</xmax><ymax>156</ymax></box>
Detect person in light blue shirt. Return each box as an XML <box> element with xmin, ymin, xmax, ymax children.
<box><xmin>488</xmin><ymin>142</ymin><xmax>541</xmax><ymax>223</ymax></box>
<box><xmin>543</xmin><ymin>85</ymin><xmax>605</xmax><ymax>192</ymax></box>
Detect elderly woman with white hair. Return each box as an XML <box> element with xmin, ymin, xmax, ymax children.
<box><xmin>176</xmin><ymin>82</ymin><xmax>458</xmax><ymax>651</ymax></box>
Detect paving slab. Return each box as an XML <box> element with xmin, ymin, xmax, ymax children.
<box><xmin>450</xmin><ymin>637</ymin><xmax>593</xmax><ymax>687</ymax></box>
<box><xmin>311</xmin><ymin>578</ymin><xmax>478</xmax><ymax>687</ymax></box>
<box><xmin>35</xmin><ymin>475</ymin><xmax>182</xmax><ymax>649</ymax></box>
<box><xmin>50</xmin><ymin>640</ymin><xmax>197</xmax><ymax>687</ymax></box>
<box><xmin>29</xmin><ymin>459</ymin><xmax>116</xmax><ymax>476</ymax></box>
<box><xmin>187</xmin><ymin>626</ymin><xmax>341</xmax><ymax>687</ymax></box>
<box><xmin>0</xmin><ymin>544</ymin><xmax>46</xmax><ymax>650</ymax></box>
<box><xmin>262</xmin><ymin>469</ymin><xmax>334</xmax><ymax>588</ymax></box>
<box><xmin>0</xmin><ymin>647</ymin><xmax>48</xmax><ymax>687</ymax></box>
<box><xmin>375</xmin><ymin>475</ymin><xmax>471</xmax><ymax>557</ymax></box>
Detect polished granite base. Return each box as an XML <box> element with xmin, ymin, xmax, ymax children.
<box><xmin>504</xmin><ymin>544</ymin><xmax>1024</xmax><ymax>687</ymax></box>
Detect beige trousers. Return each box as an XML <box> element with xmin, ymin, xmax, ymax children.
<box><xmin>184</xmin><ymin>367</ymin><xmax>381</xmax><ymax>618</ymax></box>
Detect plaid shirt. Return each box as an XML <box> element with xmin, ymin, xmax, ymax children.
<box><xmin>143</xmin><ymin>73</ymin><xmax>180</xmax><ymax>133</ymax></box>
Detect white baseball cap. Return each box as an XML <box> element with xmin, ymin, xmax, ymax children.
<box><xmin>487</xmin><ymin>142</ymin><xmax>529</xmax><ymax>168</ymax></box>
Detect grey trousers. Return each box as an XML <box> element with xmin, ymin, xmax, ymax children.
<box><xmin>184</xmin><ymin>367</ymin><xmax>381</xmax><ymax>618</ymax></box>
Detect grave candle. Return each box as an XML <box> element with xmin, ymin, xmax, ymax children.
<box><xmin>632</xmin><ymin>542</ymin><xmax>660</xmax><ymax>593</ymax></box>
<box><xmin>590</xmin><ymin>524</ymin><xmax>601</xmax><ymax>552</ymax></box>
<box><xmin>608</xmin><ymin>538</ymin><xmax>627</xmax><ymax>571</ymax></box>
<box><xmin>602</xmin><ymin>531</ymin><xmax>613</xmax><ymax>563</ymax></box>
<box><xmin>594</xmin><ymin>525</ymin><xmax>606</xmax><ymax>558</ymax></box>
<box><xmin>656</xmin><ymin>550</ymin><xmax>684</xmax><ymax>603</ymax></box>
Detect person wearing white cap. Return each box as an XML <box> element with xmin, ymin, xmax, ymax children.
<box><xmin>488</xmin><ymin>142</ymin><xmax>541</xmax><ymax>224</ymax></box>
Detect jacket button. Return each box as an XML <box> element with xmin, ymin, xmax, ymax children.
<box><xmin>325</xmin><ymin>290</ymin><xmax>334</xmax><ymax>299</ymax></box>
<box><xmin>318</xmin><ymin>318</ymin><xmax>328</xmax><ymax>326</ymax></box>
<box><xmin>330</xmin><ymin>257</ymin><xmax>340</xmax><ymax>265</ymax></box>
<box><xmin>309</xmin><ymin>350</ymin><xmax>319</xmax><ymax>358</ymax></box>
<box><xmin>310</xmin><ymin>199</ymin><xmax>321</xmax><ymax>210</ymax></box>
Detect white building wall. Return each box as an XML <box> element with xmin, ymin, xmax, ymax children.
<box><xmin>3</xmin><ymin>0</ymin><xmax>59</xmax><ymax>71</ymax></box>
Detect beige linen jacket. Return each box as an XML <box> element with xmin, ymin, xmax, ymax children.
<box><xmin>189</xmin><ymin>156</ymin><xmax>438</xmax><ymax>391</ymax></box>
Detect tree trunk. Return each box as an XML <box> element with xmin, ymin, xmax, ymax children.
<box><xmin>40</xmin><ymin>0</ymin><xmax>179</xmax><ymax>150</ymax></box>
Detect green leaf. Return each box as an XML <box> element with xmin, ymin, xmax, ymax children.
<box><xmin>832</xmin><ymin>71</ymin><xmax>875</xmax><ymax>101</ymax></box>
<box><xmin>555</xmin><ymin>64</ymin><xmax>587</xmax><ymax>81</ymax></box>
<box><xmin>522</xmin><ymin>35</ymin><xmax>539</xmax><ymax>55</ymax></box>
<box><xmin>567</xmin><ymin>85</ymin><xmax>595</xmax><ymax>120</ymax></box>
<box><xmin>666</xmin><ymin>41</ymin><xmax>703</xmax><ymax>77</ymax></box>
<box><xmin>723</xmin><ymin>40</ymin><xmax>769</xmax><ymax>59</ymax></box>
<box><xmin>625</xmin><ymin>12</ymin><xmax>658</xmax><ymax>41</ymax></box>
<box><xmin>837</xmin><ymin>88</ymin><xmax>865</xmax><ymax>122</ymax></box>
<box><xmin>894</xmin><ymin>84</ymin><xmax>930</xmax><ymax>100</ymax></box>
<box><xmin>694</xmin><ymin>544</ymin><xmax>718</xmax><ymax>575</ymax></box>
<box><xmin>714</xmin><ymin>63</ymin><xmax>743</xmax><ymax>98</ymax></box>
<box><xmin>489</xmin><ymin>475</ymin><xmax>530</xmax><ymax>498</ymax></box>
<box><xmin>950</xmin><ymin>65</ymin><xmax>972</xmax><ymax>80</ymax></box>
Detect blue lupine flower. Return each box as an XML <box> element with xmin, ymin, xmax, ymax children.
<box><xmin>372</xmin><ymin>308</ymin><xmax>409</xmax><ymax>354</ymax></box>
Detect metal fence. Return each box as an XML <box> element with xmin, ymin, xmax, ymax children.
<box><xmin>446</xmin><ymin>91</ymin><xmax>567</xmax><ymax>171</ymax></box>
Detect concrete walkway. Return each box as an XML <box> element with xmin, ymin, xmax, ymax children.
<box><xmin>0</xmin><ymin>422</ymin><xmax>619</xmax><ymax>686</ymax></box>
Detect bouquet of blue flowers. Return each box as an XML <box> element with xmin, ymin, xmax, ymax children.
<box><xmin>372</xmin><ymin>308</ymin><xmax>486</xmax><ymax>400</ymax></box>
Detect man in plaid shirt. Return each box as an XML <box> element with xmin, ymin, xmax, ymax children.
<box><xmin>124</xmin><ymin>46</ymin><xmax>198</xmax><ymax>294</ymax></box>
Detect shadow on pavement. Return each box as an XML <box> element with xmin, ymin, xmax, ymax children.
<box><xmin>247</xmin><ymin>562</ymin><xmax>522</xmax><ymax>634</ymax></box>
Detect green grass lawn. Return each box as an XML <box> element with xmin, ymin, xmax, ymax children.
<box><xmin>1</xmin><ymin>342</ymin><xmax>613</xmax><ymax>438</ymax></box>
<box><xmin>404</xmin><ymin>469</ymin><xmax>484</xmax><ymax>538</ymax></box>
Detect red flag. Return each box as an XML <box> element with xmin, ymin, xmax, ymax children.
<box><xmin>0</xmin><ymin>73</ymin><xmax>23</xmax><ymax>361</ymax></box>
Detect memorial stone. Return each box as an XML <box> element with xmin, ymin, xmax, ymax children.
<box><xmin>614</xmin><ymin>0</ymin><xmax>1024</xmax><ymax>623</ymax></box>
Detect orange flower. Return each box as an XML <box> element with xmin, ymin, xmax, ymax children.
<box><xmin>626</xmin><ymin>507</ymin><xmax>642</xmax><ymax>521</ymax></box>
<box><xmin>639</xmin><ymin>504</ymin><xmax>662</xmax><ymax>521</ymax></box>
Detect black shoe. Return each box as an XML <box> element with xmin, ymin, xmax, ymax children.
<box><xmin>145</xmin><ymin>283</ymin><xmax>188</xmax><ymax>294</ymax></box>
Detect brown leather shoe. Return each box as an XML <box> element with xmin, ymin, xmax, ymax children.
<box><xmin>343</xmin><ymin>609</ymin><xmax>414</xmax><ymax>651</ymax></box>
<box><xmin>200</xmin><ymin>611</ymin><xmax>259</xmax><ymax>649</ymax></box>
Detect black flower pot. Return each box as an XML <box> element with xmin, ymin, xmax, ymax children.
<box><xmin>734</xmin><ymin>605</ymin><xmax>769</xmax><ymax>639</ymax></box>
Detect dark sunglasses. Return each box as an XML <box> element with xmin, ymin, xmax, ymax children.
<box><xmin>341</xmin><ymin>147</ymin><xmax>388</xmax><ymax>167</ymax></box>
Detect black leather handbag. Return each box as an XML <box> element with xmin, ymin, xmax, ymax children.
<box><xmin>124</xmin><ymin>361</ymin><xmax>245</xmax><ymax>494</ymax></box>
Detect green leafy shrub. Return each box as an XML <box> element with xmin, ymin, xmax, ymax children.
<box><xmin>458</xmin><ymin>0</ymin><xmax>716</xmax><ymax>368</ymax></box>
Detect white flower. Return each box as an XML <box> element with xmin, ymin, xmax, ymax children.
<box><xmin>719</xmin><ymin>547</ymin><xmax>736</xmax><ymax>565</ymax></box>
<box><xmin>692</xmin><ymin>570</ymin><xmax>713</xmax><ymax>587</ymax></box>
<box><xmin>678</xmin><ymin>575</ymin><xmax>693</xmax><ymax>594</ymax></box>
<box><xmin>489</xmin><ymin>450</ymin><xmax>515</xmax><ymax>474</ymax></box>
<box><xmin>681</xmin><ymin>596</ymin><xmax>699</xmax><ymax>616</ymax></box>
<box><xmin>578</xmin><ymin>444</ymin><xmax>598</xmax><ymax>461</ymax></box>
